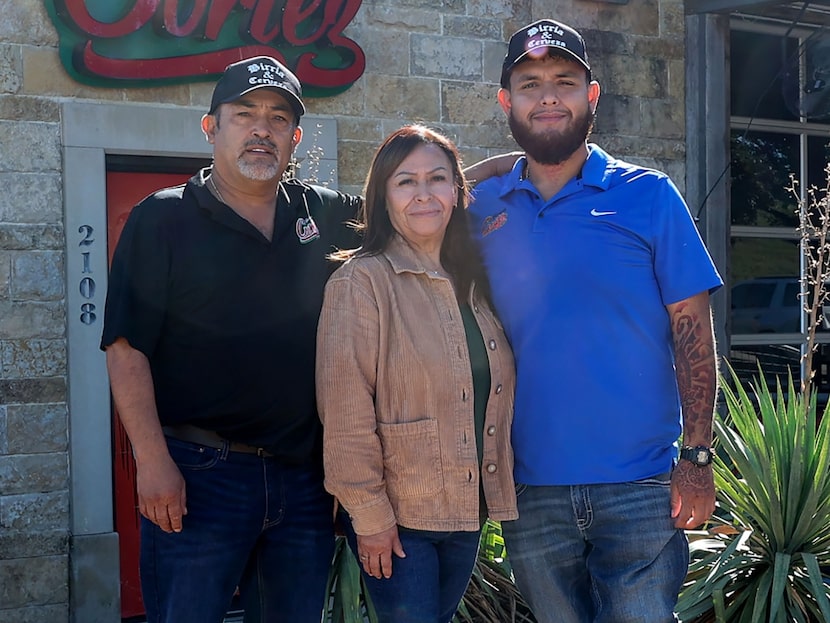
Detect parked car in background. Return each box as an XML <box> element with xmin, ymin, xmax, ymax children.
<box><xmin>731</xmin><ymin>277</ymin><xmax>801</xmax><ymax>334</ymax></box>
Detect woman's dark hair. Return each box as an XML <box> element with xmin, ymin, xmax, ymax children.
<box><xmin>333</xmin><ymin>124</ymin><xmax>490</xmax><ymax>304</ymax></box>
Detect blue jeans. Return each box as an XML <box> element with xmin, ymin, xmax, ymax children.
<box><xmin>341</xmin><ymin>513</ymin><xmax>480</xmax><ymax>623</ymax></box>
<box><xmin>501</xmin><ymin>474</ymin><xmax>688</xmax><ymax>623</ymax></box>
<box><xmin>140</xmin><ymin>437</ymin><xmax>335</xmax><ymax>623</ymax></box>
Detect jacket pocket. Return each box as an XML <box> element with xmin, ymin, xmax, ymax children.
<box><xmin>376</xmin><ymin>418</ymin><xmax>443</xmax><ymax>499</ymax></box>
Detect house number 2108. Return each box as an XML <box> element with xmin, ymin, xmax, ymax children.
<box><xmin>78</xmin><ymin>224</ymin><xmax>97</xmax><ymax>325</ymax></box>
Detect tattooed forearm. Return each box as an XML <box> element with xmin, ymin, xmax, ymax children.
<box><xmin>668</xmin><ymin>295</ymin><xmax>717</xmax><ymax>445</ymax></box>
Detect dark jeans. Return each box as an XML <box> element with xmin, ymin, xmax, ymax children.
<box><xmin>140</xmin><ymin>437</ymin><xmax>335</xmax><ymax>623</ymax></box>
<box><xmin>341</xmin><ymin>512</ymin><xmax>480</xmax><ymax>623</ymax></box>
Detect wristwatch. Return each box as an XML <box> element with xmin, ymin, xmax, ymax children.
<box><xmin>679</xmin><ymin>445</ymin><xmax>715</xmax><ymax>466</ymax></box>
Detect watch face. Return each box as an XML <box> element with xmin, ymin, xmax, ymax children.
<box><xmin>682</xmin><ymin>446</ymin><xmax>713</xmax><ymax>465</ymax></box>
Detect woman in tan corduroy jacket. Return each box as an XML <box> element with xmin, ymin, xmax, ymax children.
<box><xmin>316</xmin><ymin>125</ymin><xmax>517</xmax><ymax>623</ymax></box>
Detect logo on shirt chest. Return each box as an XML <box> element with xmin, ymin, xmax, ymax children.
<box><xmin>481</xmin><ymin>210</ymin><xmax>508</xmax><ymax>237</ymax></box>
<box><xmin>296</xmin><ymin>217</ymin><xmax>320</xmax><ymax>244</ymax></box>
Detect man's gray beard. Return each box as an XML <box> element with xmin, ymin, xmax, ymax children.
<box><xmin>237</xmin><ymin>158</ymin><xmax>281</xmax><ymax>181</ymax></box>
<box><xmin>508</xmin><ymin>108</ymin><xmax>594</xmax><ymax>165</ymax></box>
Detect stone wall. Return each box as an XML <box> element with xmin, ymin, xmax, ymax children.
<box><xmin>0</xmin><ymin>0</ymin><xmax>687</xmax><ymax>621</ymax></box>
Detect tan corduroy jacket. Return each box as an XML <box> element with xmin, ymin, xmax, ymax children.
<box><xmin>316</xmin><ymin>235</ymin><xmax>517</xmax><ymax>536</ymax></box>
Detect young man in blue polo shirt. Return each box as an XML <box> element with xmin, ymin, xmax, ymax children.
<box><xmin>468</xmin><ymin>19</ymin><xmax>723</xmax><ymax>622</ymax></box>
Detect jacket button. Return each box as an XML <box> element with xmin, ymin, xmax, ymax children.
<box><xmin>486</xmin><ymin>463</ymin><xmax>497</xmax><ymax>473</ymax></box>
<box><xmin>487</xmin><ymin>425</ymin><xmax>496</xmax><ymax>436</ymax></box>
<box><xmin>488</xmin><ymin>340</ymin><xmax>497</xmax><ymax>350</ymax></box>
<box><xmin>494</xmin><ymin>384</ymin><xmax>503</xmax><ymax>394</ymax></box>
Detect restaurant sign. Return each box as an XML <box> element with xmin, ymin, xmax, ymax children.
<box><xmin>44</xmin><ymin>1</ymin><xmax>365</xmax><ymax>98</ymax></box>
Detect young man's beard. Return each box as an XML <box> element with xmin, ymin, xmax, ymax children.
<box><xmin>508</xmin><ymin>107</ymin><xmax>595</xmax><ymax>165</ymax></box>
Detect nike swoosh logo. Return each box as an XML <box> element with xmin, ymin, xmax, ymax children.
<box><xmin>590</xmin><ymin>209</ymin><xmax>617</xmax><ymax>217</ymax></box>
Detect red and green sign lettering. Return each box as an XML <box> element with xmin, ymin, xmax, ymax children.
<box><xmin>45</xmin><ymin>0</ymin><xmax>365</xmax><ymax>97</ymax></box>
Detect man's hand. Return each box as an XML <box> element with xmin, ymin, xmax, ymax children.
<box><xmin>136</xmin><ymin>452</ymin><xmax>187</xmax><ymax>533</ymax></box>
<box><xmin>670</xmin><ymin>460</ymin><xmax>715</xmax><ymax>529</ymax></box>
<box><xmin>356</xmin><ymin>526</ymin><xmax>406</xmax><ymax>579</ymax></box>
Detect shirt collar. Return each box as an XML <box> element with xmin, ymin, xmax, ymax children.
<box><xmin>497</xmin><ymin>143</ymin><xmax>617</xmax><ymax>198</ymax></box>
<box><xmin>383</xmin><ymin>234</ymin><xmax>436</xmax><ymax>276</ymax></box>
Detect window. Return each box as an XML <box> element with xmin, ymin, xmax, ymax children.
<box><xmin>729</xmin><ymin>20</ymin><xmax>830</xmax><ymax>388</ymax></box>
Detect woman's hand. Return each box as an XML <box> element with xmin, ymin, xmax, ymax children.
<box><xmin>356</xmin><ymin>526</ymin><xmax>406</xmax><ymax>579</ymax></box>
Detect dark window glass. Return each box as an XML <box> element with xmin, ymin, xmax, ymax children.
<box><xmin>731</xmin><ymin>29</ymin><xmax>798</xmax><ymax>121</ymax></box>
<box><xmin>730</xmin><ymin>131</ymin><xmax>798</xmax><ymax>227</ymax></box>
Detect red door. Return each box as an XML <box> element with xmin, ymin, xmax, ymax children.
<box><xmin>106</xmin><ymin>171</ymin><xmax>193</xmax><ymax>619</ymax></box>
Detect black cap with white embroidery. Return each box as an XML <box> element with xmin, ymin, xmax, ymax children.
<box><xmin>209</xmin><ymin>56</ymin><xmax>305</xmax><ymax>118</ymax></box>
<box><xmin>501</xmin><ymin>19</ymin><xmax>591</xmax><ymax>88</ymax></box>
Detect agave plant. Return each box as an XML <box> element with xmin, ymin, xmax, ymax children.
<box><xmin>676</xmin><ymin>365</ymin><xmax>830</xmax><ymax>623</ymax></box>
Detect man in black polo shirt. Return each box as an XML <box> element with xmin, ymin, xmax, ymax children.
<box><xmin>101</xmin><ymin>56</ymin><xmax>362</xmax><ymax>623</ymax></box>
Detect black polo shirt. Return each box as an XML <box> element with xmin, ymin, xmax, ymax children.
<box><xmin>101</xmin><ymin>168</ymin><xmax>362</xmax><ymax>463</ymax></box>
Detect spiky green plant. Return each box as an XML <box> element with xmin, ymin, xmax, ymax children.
<box><xmin>676</xmin><ymin>364</ymin><xmax>830</xmax><ymax>623</ymax></box>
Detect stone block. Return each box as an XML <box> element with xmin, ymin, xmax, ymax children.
<box><xmin>457</xmin><ymin>119</ymin><xmax>513</xmax><ymax>152</ymax></box>
<box><xmin>364</xmin><ymin>6</ymin><xmax>437</xmax><ymax>33</ymax></box>
<box><xmin>0</xmin><ymin>173</ymin><xmax>62</xmax><ymax>223</ymax></box>
<box><xmin>365</xmin><ymin>75</ymin><xmax>439</xmax><ymax>120</ymax></box>
<box><xmin>411</xmin><ymin>35</ymin><xmax>482</xmax><ymax>81</ymax></box>
<box><xmin>0</xmin><ymin>378</ymin><xmax>66</xmax><ymax>405</ymax></box>
<box><xmin>602</xmin><ymin>55</ymin><xmax>667</xmax><ymax>99</ymax></box>
<box><xmin>0</xmin><ymin>555</ymin><xmax>68</xmax><ymax>609</ymax></box>
<box><xmin>483</xmin><ymin>41</ymin><xmax>507</xmax><ymax>85</ymax></box>
<box><xmin>631</xmin><ymin>37</ymin><xmax>684</xmax><ymax>62</ymax></box>
<box><xmin>21</xmin><ymin>47</ymin><xmax>120</xmax><ymax>102</ymax></box>
<box><xmin>0</xmin><ymin>301</ymin><xmax>65</xmax><ymax>340</ymax></box>
<box><xmin>641</xmin><ymin>98</ymin><xmax>684</xmax><ymax>139</ymax></box>
<box><xmin>442</xmin><ymin>81</ymin><xmax>503</xmax><ymax>126</ymax></box>
<box><xmin>0</xmin><ymin>0</ymin><xmax>59</xmax><ymax>46</ymax></box>
<box><xmin>444</xmin><ymin>16</ymin><xmax>502</xmax><ymax>40</ymax></box>
<box><xmin>337</xmin><ymin>140</ymin><xmax>379</xmax><ymax>189</ymax></box>
<box><xmin>0</xmin><ymin>224</ymin><xmax>63</xmax><ymax>251</ymax></box>
<box><xmin>0</xmin><ymin>44</ymin><xmax>21</xmax><ymax>95</ymax></box>
<box><xmin>305</xmin><ymin>78</ymin><xmax>366</xmax><ymax>117</ymax></box>
<box><xmin>335</xmin><ymin>118</ymin><xmax>384</xmax><ymax>143</ymax></box>
<box><xmin>661</xmin><ymin>0</ymin><xmax>686</xmax><ymax>37</ymax></box>
<box><xmin>352</xmin><ymin>25</ymin><xmax>410</xmax><ymax>76</ymax></box>
<box><xmin>0</xmin><ymin>94</ymin><xmax>61</xmax><ymax>122</ymax></box>
<box><xmin>596</xmin><ymin>0</ymin><xmax>660</xmax><ymax>37</ymax></box>
<box><xmin>0</xmin><ymin>453</ymin><xmax>68</xmax><ymax>495</ymax></box>
<box><xmin>11</xmin><ymin>251</ymin><xmax>64</xmax><ymax>301</ymax></box>
<box><xmin>0</xmin><ymin>529</ymin><xmax>68</xmax><ymax>559</ymax></box>
<box><xmin>0</xmin><ymin>491</ymin><xmax>70</xmax><ymax>530</ymax></box>
<box><xmin>0</xmin><ymin>604</ymin><xmax>69</xmax><ymax>623</ymax></box>
<box><xmin>596</xmin><ymin>94</ymin><xmax>640</xmax><ymax>135</ymax></box>
<box><xmin>7</xmin><ymin>403</ymin><xmax>68</xmax><ymax>454</ymax></box>
<box><xmin>0</xmin><ymin>123</ymin><xmax>60</xmax><ymax>172</ymax></box>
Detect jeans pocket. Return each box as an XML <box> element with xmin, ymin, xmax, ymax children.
<box><xmin>166</xmin><ymin>437</ymin><xmax>222</xmax><ymax>471</ymax></box>
<box><xmin>514</xmin><ymin>482</ymin><xmax>528</xmax><ymax>497</ymax></box>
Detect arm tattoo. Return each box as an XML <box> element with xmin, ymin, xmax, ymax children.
<box><xmin>670</xmin><ymin>300</ymin><xmax>717</xmax><ymax>445</ymax></box>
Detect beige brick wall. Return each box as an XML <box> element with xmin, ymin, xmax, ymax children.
<box><xmin>0</xmin><ymin>0</ymin><xmax>687</xmax><ymax>620</ymax></box>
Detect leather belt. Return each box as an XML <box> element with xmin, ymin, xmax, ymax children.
<box><xmin>162</xmin><ymin>424</ymin><xmax>274</xmax><ymax>458</ymax></box>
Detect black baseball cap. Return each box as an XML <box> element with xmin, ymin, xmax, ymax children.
<box><xmin>209</xmin><ymin>56</ymin><xmax>306</xmax><ymax>118</ymax></box>
<box><xmin>501</xmin><ymin>19</ymin><xmax>591</xmax><ymax>88</ymax></box>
